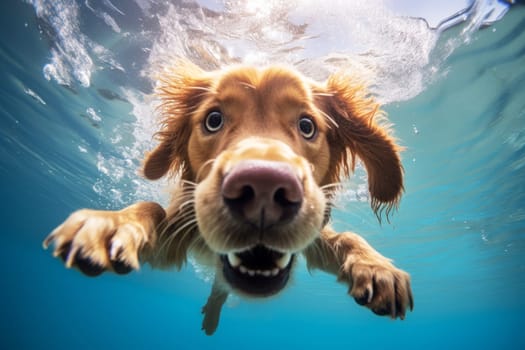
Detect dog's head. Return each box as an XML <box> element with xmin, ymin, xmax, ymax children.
<box><xmin>144</xmin><ymin>61</ymin><xmax>403</xmax><ymax>296</ymax></box>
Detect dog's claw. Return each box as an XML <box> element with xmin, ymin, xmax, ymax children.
<box><xmin>111</xmin><ymin>259</ymin><xmax>134</xmax><ymax>275</ymax></box>
<box><xmin>75</xmin><ymin>254</ymin><xmax>106</xmax><ymax>277</ymax></box>
<box><xmin>108</xmin><ymin>240</ymin><xmax>133</xmax><ymax>274</ymax></box>
<box><xmin>341</xmin><ymin>258</ymin><xmax>412</xmax><ymax>320</ymax></box>
<box><xmin>56</xmin><ymin>242</ymin><xmax>72</xmax><ymax>262</ymax></box>
<box><xmin>42</xmin><ymin>234</ymin><xmax>53</xmax><ymax>250</ymax></box>
<box><xmin>43</xmin><ymin>204</ymin><xmax>160</xmax><ymax>277</ymax></box>
<box><xmin>353</xmin><ymin>286</ymin><xmax>373</xmax><ymax>306</ymax></box>
<box><xmin>373</xmin><ymin>306</ymin><xmax>392</xmax><ymax>317</ymax></box>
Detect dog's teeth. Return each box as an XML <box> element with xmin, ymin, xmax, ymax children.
<box><xmin>232</xmin><ymin>251</ymin><xmax>290</xmax><ymax>277</ymax></box>
<box><xmin>227</xmin><ymin>252</ymin><xmax>241</xmax><ymax>268</ymax></box>
<box><xmin>275</xmin><ymin>252</ymin><xmax>292</xmax><ymax>269</ymax></box>
<box><xmin>239</xmin><ymin>265</ymin><xmax>257</xmax><ymax>276</ymax></box>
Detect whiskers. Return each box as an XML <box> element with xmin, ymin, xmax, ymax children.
<box><xmin>151</xmin><ymin>159</ymin><xmax>218</xmax><ymax>267</ymax></box>
<box><xmin>153</xmin><ymin>181</ymin><xmax>203</xmax><ymax>267</ymax></box>
<box><xmin>196</xmin><ymin>159</ymin><xmax>216</xmax><ymax>182</ymax></box>
<box><xmin>320</xmin><ymin>182</ymin><xmax>341</xmax><ymax>226</ymax></box>
<box><xmin>320</xmin><ymin>182</ymin><xmax>341</xmax><ymax>203</ymax></box>
<box><xmin>320</xmin><ymin>182</ymin><xmax>341</xmax><ymax>194</ymax></box>
<box><xmin>312</xmin><ymin>97</ymin><xmax>338</xmax><ymax>129</ymax></box>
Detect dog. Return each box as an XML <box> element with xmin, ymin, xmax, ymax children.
<box><xmin>44</xmin><ymin>61</ymin><xmax>413</xmax><ymax>335</ymax></box>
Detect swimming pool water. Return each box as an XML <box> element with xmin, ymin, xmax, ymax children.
<box><xmin>1</xmin><ymin>1</ymin><xmax>524</xmax><ymax>349</ymax></box>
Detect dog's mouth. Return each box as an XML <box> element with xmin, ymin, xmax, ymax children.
<box><xmin>220</xmin><ymin>245</ymin><xmax>294</xmax><ymax>297</ymax></box>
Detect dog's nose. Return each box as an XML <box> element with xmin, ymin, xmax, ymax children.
<box><xmin>222</xmin><ymin>160</ymin><xmax>303</xmax><ymax>228</ymax></box>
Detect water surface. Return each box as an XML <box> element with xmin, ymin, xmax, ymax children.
<box><xmin>1</xmin><ymin>1</ymin><xmax>524</xmax><ymax>349</ymax></box>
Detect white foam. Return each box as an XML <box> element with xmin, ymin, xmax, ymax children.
<box><xmin>27</xmin><ymin>0</ymin><xmax>506</xmax><ymax>207</ymax></box>
<box><xmin>85</xmin><ymin>107</ymin><xmax>102</xmax><ymax>123</ymax></box>
<box><xmin>101</xmin><ymin>12</ymin><xmax>121</xmax><ymax>33</ymax></box>
<box><xmin>29</xmin><ymin>0</ymin><xmax>94</xmax><ymax>87</ymax></box>
<box><xmin>24</xmin><ymin>87</ymin><xmax>46</xmax><ymax>105</ymax></box>
<box><xmin>146</xmin><ymin>0</ymin><xmax>440</xmax><ymax>104</ymax></box>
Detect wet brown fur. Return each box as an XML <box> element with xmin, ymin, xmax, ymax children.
<box><xmin>44</xmin><ymin>61</ymin><xmax>413</xmax><ymax>335</ymax></box>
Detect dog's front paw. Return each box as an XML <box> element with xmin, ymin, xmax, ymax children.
<box><xmin>43</xmin><ymin>202</ymin><xmax>163</xmax><ymax>276</ymax></box>
<box><xmin>341</xmin><ymin>257</ymin><xmax>414</xmax><ymax>319</ymax></box>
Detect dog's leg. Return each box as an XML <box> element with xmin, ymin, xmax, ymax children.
<box><xmin>303</xmin><ymin>227</ymin><xmax>413</xmax><ymax>319</ymax></box>
<box><xmin>201</xmin><ymin>277</ymin><xmax>229</xmax><ymax>335</ymax></box>
<box><xmin>43</xmin><ymin>202</ymin><xmax>166</xmax><ymax>276</ymax></box>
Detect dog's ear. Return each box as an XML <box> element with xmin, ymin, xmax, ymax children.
<box><xmin>143</xmin><ymin>60</ymin><xmax>212</xmax><ymax>180</ymax></box>
<box><xmin>143</xmin><ymin>141</ymin><xmax>176</xmax><ymax>180</ymax></box>
<box><xmin>315</xmin><ymin>74</ymin><xmax>404</xmax><ymax>218</ymax></box>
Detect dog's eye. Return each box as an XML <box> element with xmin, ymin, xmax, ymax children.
<box><xmin>204</xmin><ymin>110</ymin><xmax>224</xmax><ymax>133</ymax></box>
<box><xmin>298</xmin><ymin>116</ymin><xmax>316</xmax><ymax>140</ymax></box>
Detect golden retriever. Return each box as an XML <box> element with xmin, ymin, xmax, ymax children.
<box><xmin>44</xmin><ymin>61</ymin><xmax>413</xmax><ymax>335</ymax></box>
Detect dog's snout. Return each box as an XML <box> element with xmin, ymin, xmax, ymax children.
<box><xmin>222</xmin><ymin>160</ymin><xmax>303</xmax><ymax>228</ymax></box>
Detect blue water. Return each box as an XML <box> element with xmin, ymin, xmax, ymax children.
<box><xmin>1</xmin><ymin>1</ymin><xmax>524</xmax><ymax>349</ymax></box>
